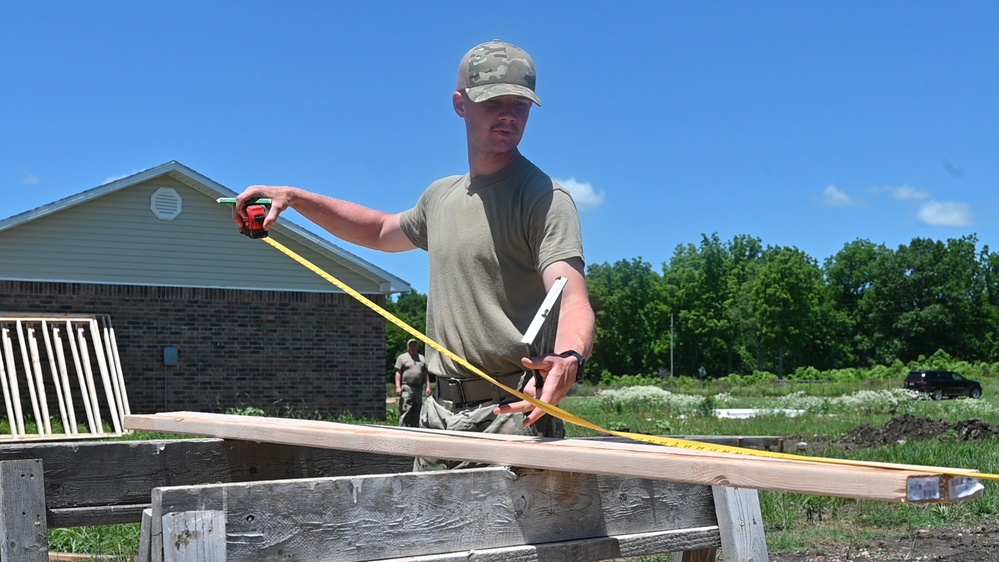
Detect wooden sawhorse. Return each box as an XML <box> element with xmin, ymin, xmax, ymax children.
<box><xmin>0</xmin><ymin>438</ymin><xmax>768</xmax><ymax>561</ymax></box>
<box><xmin>140</xmin><ymin>465</ymin><xmax>768</xmax><ymax>561</ymax></box>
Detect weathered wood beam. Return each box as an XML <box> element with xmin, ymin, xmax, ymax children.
<box><xmin>0</xmin><ymin>459</ymin><xmax>48</xmax><ymax>562</ymax></box>
<box><xmin>372</xmin><ymin>527</ymin><xmax>721</xmax><ymax>562</ymax></box>
<box><xmin>148</xmin><ymin>466</ymin><xmax>721</xmax><ymax>562</ymax></box>
<box><xmin>0</xmin><ymin>438</ymin><xmax>412</xmax><ymax>528</ymax></box>
<box><xmin>161</xmin><ymin>510</ymin><xmax>225</xmax><ymax>562</ymax></box>
<box><xmin>125</xmin><ymin>412</ymin><xmax>980</xmax><ymax>503</ymax></box>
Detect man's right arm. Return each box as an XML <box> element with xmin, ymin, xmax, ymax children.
<box><xmin>234</xmin><ymin>186</ymin><xmax>417</xmax><ymax>252</ymax></box>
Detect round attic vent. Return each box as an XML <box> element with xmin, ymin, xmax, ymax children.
<box><xmin>150</xmin><ymin>187</ymin><xmax>183</xmax><ymax>220</ymax></box>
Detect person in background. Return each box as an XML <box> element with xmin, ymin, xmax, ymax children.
<box><xmin>394</xmin><ymin>338</ymin><xmax>431</xmax><ymax>427</ymax></box>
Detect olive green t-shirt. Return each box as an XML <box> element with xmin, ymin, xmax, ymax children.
<box><xmin>394</xmin><ymin>352</ymin><xmax>427</xmax><ymax>387</ymax></box>
<box><xmin>399</xmin><ymin>155</ymin><xmax>584</xmax><ymax>380</ymax></box>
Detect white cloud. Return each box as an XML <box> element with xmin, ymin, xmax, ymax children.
<box><xmin>917</xmin><ymin>201</ymin><xmax>973</xmax><ymax>227</ymax></box>
<box><xmin>22</xmin><ymin>173</ymin><xmax>39</xmax><ymax>185</ymax></box>
<box><xmin>885</xmin><ymin>185</ymin><xmax>930</xmax><ymax>201</ymax></box>
<box><xmin>557</xmin><ymin>177</ymin><xmax>604</xmax><ymax>212</ymax></box>
<box><xmin>822</xmin><ymin>184</ymin><xmax>853</xmax><ymax>207</ymax></box>
<box><xmin>103</xmin><ymin>173</ymin><xmax>131</xmax><ymax>185</ymax></box>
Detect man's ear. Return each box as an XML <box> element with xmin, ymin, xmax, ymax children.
<box><xmin>453</xmin><ymin>91</ymin><xmax>465</xmax><ymax>117</ymax></box>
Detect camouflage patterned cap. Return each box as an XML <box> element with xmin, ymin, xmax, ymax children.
<box><xmin>457</xmin><ymin>40</ymin><xmax>541</xmax><ymax>106</ymax></box>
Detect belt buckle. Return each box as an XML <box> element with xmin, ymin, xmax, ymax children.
<box><xmin>447</xmin><ymin>378</ymin><xmax>467</xmax><ymax>405</ymax></box>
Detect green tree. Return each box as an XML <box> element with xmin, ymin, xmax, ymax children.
<box><xmin>981</xmin><ymin>246</ymin><xmax>999</xmax><ymax>360</ymax></box>
<box><xmin>749</xmin><ymin>246</ymin><xmax>824</xmax><ymax>377</ymax></box>
<box><xmin>661</xmin><ymin>234</ymin><xmax>742</xmax><ymax>378</ymax></box>
<box><xmin>722</xmin><ymin>235</ymin><xmax>765</xmax><ymax>374</ymax></box>
<box><xmin>823</xmin><ymin>239</ymin><xmax>891</xmax><ymax>366</ymax></box>
<box><xmin>861</xmin><ymin>236</ymin><xmax>991</xmax><ymax>364</ymax></box>
<box><xmin>586</xmin><ymin>258</ymin><xmax>662</xmax><ymax>378</ymax></box>
<box><xmin>804</xmin><ymin>285</ymin><xmax>854</xmax><ymax>370</ymax></box>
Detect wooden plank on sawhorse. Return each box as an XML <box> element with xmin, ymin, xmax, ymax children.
<box><xmin>141</xmin><ymin>466</ymin><xmax>767</xmax><ymax>561</ymax></box>
<box><xmin>126</xmin><ymin>411</ymin><xmax>984</xmax><ymax>504</ymax></box>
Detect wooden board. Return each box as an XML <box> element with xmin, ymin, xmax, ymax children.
<box><xmin>0</xmin><ymin>459</ymin><xmax>48</xmax><ymax>562</ymax></box>
<box><xmin>712</xmin><ymin>485</ymin><xmax>768</xmax><ymax>560</ymax></box>
<box><xmin>161</xmin><ymin>510</ymin><xmax>226</xmax><ymax>562</ymax></box>
<box><xmin>148</xmin><ymin>466</ymin><xmax>721</xmax><ymax>562</ymax></box>
<box><xmin>125</xmin><ymin>412</ymin><xmax>978</xmax><ymax>503</ymax></box>
<box><xmin>371</xmin><ymin>527</ymin><xmax>720</xmax><ymax>562</ymax></box>
<box><xmin>0</xmin><ymin>438</ymin><xmax>412</xmax><ymax>528</ymax></box>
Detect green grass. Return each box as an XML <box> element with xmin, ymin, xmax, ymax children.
<box><xmin>49</xmin><ymin>524</ymin><xmax>140</xmax><ymax>559</ymax></box>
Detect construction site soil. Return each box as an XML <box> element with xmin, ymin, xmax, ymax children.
<box><xmin>769</xmin><ymin>414</ymin><xmax>999</xmax><ymax>562</ymax></box>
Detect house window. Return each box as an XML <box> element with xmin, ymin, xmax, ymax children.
<box><xmin>150</xmin><ymin>187</ymin><xmax>183</xmax><ymax>220</ymax></box>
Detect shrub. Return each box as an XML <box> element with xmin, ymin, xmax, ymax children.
<box><xmin>226</xmin><ymin>405</ymin><xmax>266</xmax><ymax>417</ymax></box>
<box><xmin>599</xmin><ymin>372</ymin><xmax>663</xmax><ymax>388</ymax></box>
<box><xmin>790</xmin><ymin>366</ymin><xmax>822</xmax><ymax>381</ymax></box>
<box><xmin>750</xmin><ymin>370</ymin><xmax>780</xmax><ymax>383</ymax></box>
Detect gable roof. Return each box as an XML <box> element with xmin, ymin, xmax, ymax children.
<box><xmin>0</xmin><ymin>161</ymin><xmax>411</xmax><ymax>294</ymax></box>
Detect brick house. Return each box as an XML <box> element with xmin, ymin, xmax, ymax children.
<box><xmin>0</xmin><ymin>161</ymin><xmax>409</xmax><ymax>420</ymax></box>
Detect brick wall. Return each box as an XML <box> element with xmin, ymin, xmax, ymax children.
<box><xmin>0</xmin><ymin>281</ymin><xmax>387</xmax><ymax>419</ymax></box>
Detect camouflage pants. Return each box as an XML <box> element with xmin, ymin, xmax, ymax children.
<box><xmin>397</xmin><ymin>384</ymin><xmax>423</xmax><ymax>428</ymax></box>
<box><xmin>413</xmin><ymin>395</ymin><xmax>565</xmax><ymax>471</ymax></box>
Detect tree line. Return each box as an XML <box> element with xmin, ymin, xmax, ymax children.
<box><xmin>588</xmin><ymin>233</ymin><xmax>999</xmax><ymax>380</ymax></box>
<box><xmin>386</xmin><ymin>233</ymin><xmax>999</xmax><ymax>382</ymax></box>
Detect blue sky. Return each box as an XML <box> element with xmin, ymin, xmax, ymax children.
<box><xmin>3</xmin><ymin>1</ymin><xmax>997</xmax><ymax>293</ymax></box>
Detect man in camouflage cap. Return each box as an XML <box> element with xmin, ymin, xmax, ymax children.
<box><xmin>394</xmin><ymin>338</ymin><xmax>431</xmax><ymax>428</ymax></box>
<box><xmin>458</xmin><ymin>39</ymin><xmax>542</xmax><ymax>106</ymax></box>
<box><xmin>235</xmin><ymin>40</ymin><xmax>594</xmax><ymax>470</ymax></box>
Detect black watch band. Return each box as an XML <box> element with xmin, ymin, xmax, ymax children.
<box><xmin>557</xmin><ymin>350</ymin><xmax>586</xmax><ymax>383</ymax></box>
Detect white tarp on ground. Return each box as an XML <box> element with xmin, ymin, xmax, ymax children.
<box><xmin>714</xmin><ymin>408</ymin><xmax>805</xmax><ymax>419</ymax></box>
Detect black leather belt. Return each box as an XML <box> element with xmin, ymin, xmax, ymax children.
<box><xmin>433</xmin><ymin>372</ymin><xmax>525</xmax><ymax>409</ymax></box>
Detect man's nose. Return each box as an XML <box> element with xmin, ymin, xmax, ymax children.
<box><xmin>498</xmin><ymin>106</ymin><xmax>517</xmax><ymax>120</ymax></box>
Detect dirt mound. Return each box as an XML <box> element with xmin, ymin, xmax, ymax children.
<box><xmin>838</xmin><ymin>414</ymin><xmax>999</xmax><ymax>448</ymax></box>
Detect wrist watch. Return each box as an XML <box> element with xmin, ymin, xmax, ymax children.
<box><xmin>557</xmin><ymin>350</ymin><xmax>586</xmax><ymax>383</ymax></box>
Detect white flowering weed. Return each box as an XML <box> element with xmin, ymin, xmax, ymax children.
<box><xmin>596</xmin><ymin>385</ymin><xmax>704</xmax><ymax>416</ymax></box>
<box><xmin>773</xmin><ymin>391</ymin><xmax>827</xmax><ymax>413</ymax></box>
<box><xmin>949</xmin><ymin>398</ymin><xmax>999</xmax><ymax>417</ymax></box>
<box><xmin>772</xmin><ymin>389</ymin><xmax>923</xmax><ymax>416</ymax></box>
<box><xmin>831</xmin><ymin>389</ymin><xmax>921</xmax><ymax>415</ymax></box>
